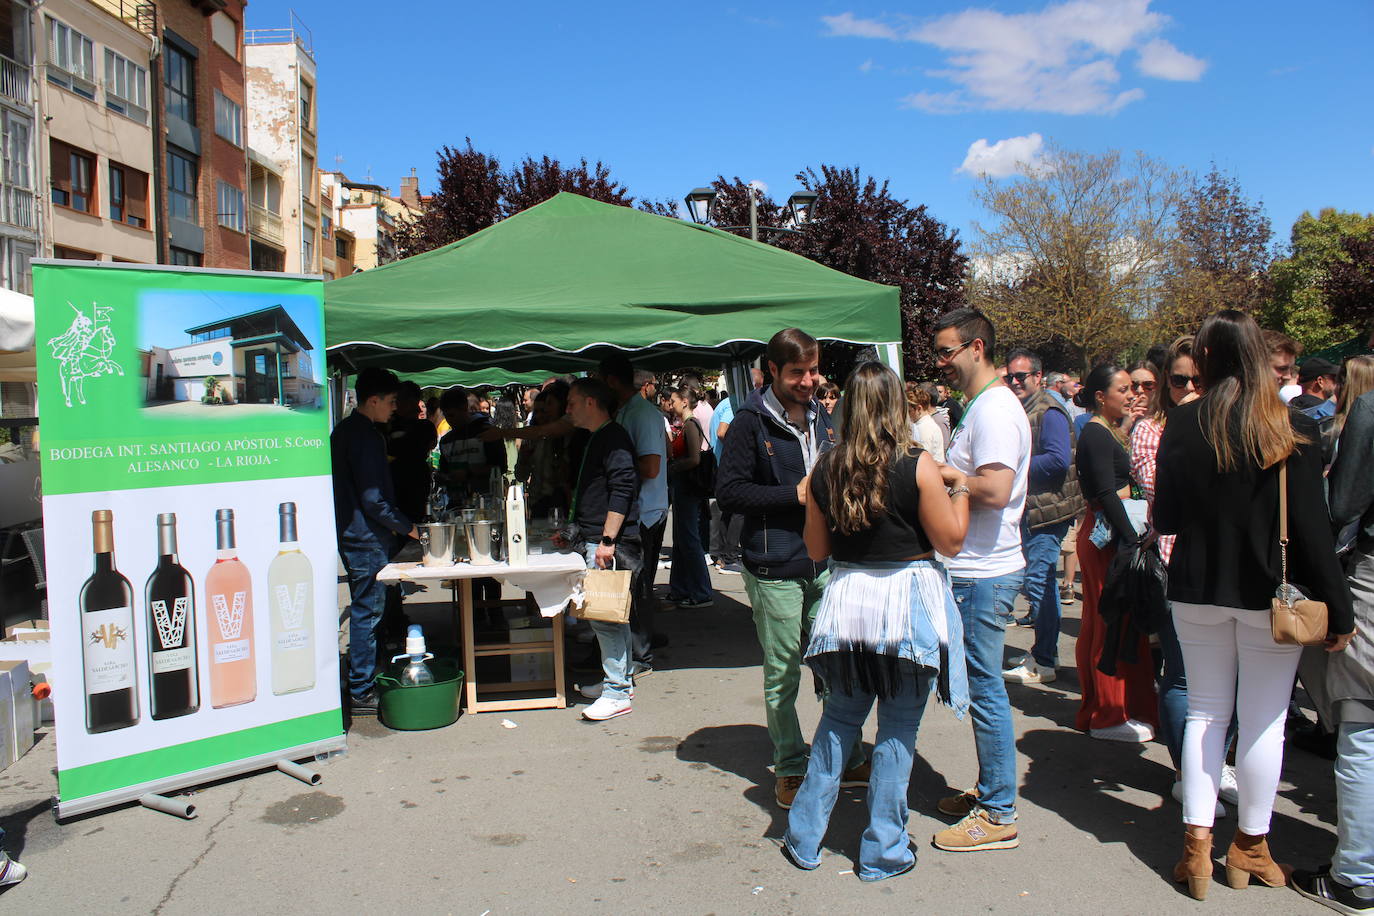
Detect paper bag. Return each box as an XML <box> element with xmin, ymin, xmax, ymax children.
<box><xmin>575</xmin><ymin>566</ymin><xmax>633</xmax><ymax>623</ymax></box>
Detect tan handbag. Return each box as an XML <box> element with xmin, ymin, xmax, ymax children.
<box><xmin>1271</xmin><ymin>461</ymin><xmax>1330</xmax><ymax>646</ymax></box>
<box><xmin>574</xmin><ymin>558</ymin><xmax>633</xmax><ymax>624</ymax></box>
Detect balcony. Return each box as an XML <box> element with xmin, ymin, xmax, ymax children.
<box><xmin>0</xmin><ymin>55</ymin><xmax>28</xmax><ymax>105</ymax></box>
<box><xmin>86</xmin><ymin>1</ymin><xmax>157</xmax><ymax>35</ymax></box>
<box><xmin>0</xmin><ymin>186</ymin><xmax>35</xmax><ymax>230</ymax></box>
<box><xmin>248</xmin><ymin>204</ymin><xmax>282</xmax><ymax>244</ymax></box>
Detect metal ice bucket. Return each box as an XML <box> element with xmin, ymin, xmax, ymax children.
<box><xmin>418</xmin><ymin>522</ymin><xmax>457</xmax><ymax>567</ymax></box>
<box><xmin>465</xmin><ymin>519</ymin><xmax>505</xmax><ymax>566</ymax></box>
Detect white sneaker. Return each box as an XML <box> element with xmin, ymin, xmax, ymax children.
<box><xmin>1003</xmin><ymin>661</ymin><xmax>1056</xmax><ymax>684</ymax></box>
<box><xmin>1219</xmin><ymin>765</ymin><xmax>1239</xmax><ymax>806</ymax></box>
<box><xmin>582</xmin><ymin>695</ymin><xmax>632</xmax><ymax>721</ymax></box>
<box><xmin>1171</xmin><ymin>779</ymin><xmax>1226</xmax><ymax>817</ymax></box>
<box><xmin>578</xmin><ymin>682</ymin><xmax>633</xmax><ymax>700</ymax></box>
<box><xmin>1090</xmin><ymin>719</ymin><xmax>1155</xmax><ymax>743</ymax></box>
<box><xmin>0</xmin><ymin>854</ymin><xmax>26</xmax><ymax>887</ymax></box>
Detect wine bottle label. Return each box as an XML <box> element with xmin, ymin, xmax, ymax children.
<box><xmin>274</xmin><ymin>629</ymin><xmax>310</xmax><ymax>653</ymax></box>
<box><xmin>212</xmin><ymin>591</ymin><xmax>247</xmax><ymax>639</ymax></box>
<box><xmin>83</xmin><ymin>606</ymin><xmax>135</xmax><ymax>693</ymax></box>
<box><xmin>152</xmin><ymin>646</ymin><xmax>194</xmax><ymax>674</ymax></box>
<box><xmin>151</xmin><ymin>596</ymin><xmax>190</xmax><ymax>648</ymax></box>
<box><xmin>273</xmin><ymin>582</ymin><xmax>309</xmax><ymax>630</ymax></box>
<box><xmin>213</xmin><ymin>639</ymin><xmax>250</xmax><ymax>664</ymax></box>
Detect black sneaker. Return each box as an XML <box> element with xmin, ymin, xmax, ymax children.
<box><xmin>350</xmin><ymin>687</ymin><xmax>379</xmax><ymax>716</ymax></box>
<box><xmin>1292</xmin><ymin>865</ymin><xmax>1374</xmax><ymax>914</ymax></box>
<box><xmin>1013</xmin><ymin>615</ymin><xmax>1035</xmax><ymax>628</ymax></box>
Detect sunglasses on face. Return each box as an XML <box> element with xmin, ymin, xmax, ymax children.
<box><xmin>1131</xmin><ymin>380</ymin><xmax>1156</xmax><ymax>392</ymax></box>
<box><xmin>1002</xmin><ymin>371</ymin><xmax>1034</xmax><ymax>384</ymax></box>
<box><xmin>1169</xmin><ymin>374</ymin><xmax>1202</xmax><ymax>388</ymax></box>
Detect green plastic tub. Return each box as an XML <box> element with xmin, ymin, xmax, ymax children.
<box><xmin>376</xmin><ymin>660</ymin><xmax>464</xmax><ymax>730</ymax></box>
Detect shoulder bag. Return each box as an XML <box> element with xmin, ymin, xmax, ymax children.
<box><xmin>1271</xmin><ymin>461</ymin><xmax>1330</xmax><ymax>646</ymax></box>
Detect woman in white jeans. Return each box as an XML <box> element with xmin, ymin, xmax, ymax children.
<box><xmin>1155</xmin><ymin>310</ymin><xmax>1355</xmax><ymax>901</ymax></box>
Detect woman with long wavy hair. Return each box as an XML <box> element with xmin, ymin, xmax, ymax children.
<box><xmin>1155</xmin><ymin>310</ymin><xmax>1355</xmax><ymax>900</ymax></box>
<box><xmin>781</xmin><ymin>362</ymin><xmax>970</xmax><ymax>881</ymax></box>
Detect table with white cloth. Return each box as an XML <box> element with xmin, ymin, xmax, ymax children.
<box><xmin>376</xmin><ymin>552</ymin><xmax>587</xmax><ymax>713</ymax></box>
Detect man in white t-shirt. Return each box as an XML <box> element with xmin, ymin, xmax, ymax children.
<box><xmin>927</xmin><ymin>308</ymin><xmax>1031</xmax><ymax>854</ymax></box>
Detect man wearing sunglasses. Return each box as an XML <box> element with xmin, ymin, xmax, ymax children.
<box><xmin>1001</xmin><ymin>350</ymin><xmax>1083</xmax><ymax>689</ymax></box>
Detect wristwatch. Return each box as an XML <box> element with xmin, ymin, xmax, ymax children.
<box><xmin>600</xmin><ymin>535</ymin><xmax>618</xmax><ymax>546</ymax></box>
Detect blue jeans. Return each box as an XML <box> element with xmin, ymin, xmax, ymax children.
<box><xmin>1334</xmin><ymin>721</ymin><xmax>1374</xmax><ymax>887</ymax></box>
<box><xmin>668</xmin><ymin>478</ymin><xmax>712</xmax><ymax>602</ymax></box>
<box><xmin>950</xmin><ymin>571</ymin><xmax>1023</xmax><ymax>824</ymax></box>
<box><xmin>1023</xmin><ymin>521</ymin><xmax>1070</xmax><ymax>667</ymax></box>
<box><xmin>582</xmin><ymin>541</ymin><xmax>641</xmax><ymax>701</ymax></box>
<box><xmin>340</xmin><ymin>537</ymin><xmax>393</xmax><ymax>699</ymax></box>
<box><xmin>784</xmin><ymin>669</ymin><xmax>934</xmax><ymax>880</ymax></box>
<box><xmin>1155</xmin><ymin>607</ymin><xmax>1188</xmax><ymax>770</ymax></box>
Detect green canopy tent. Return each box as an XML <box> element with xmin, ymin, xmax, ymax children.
<box><xmin>324</xmin><ymin>193</ymin><xmax>901</xmax><ymax>382</ymax></box>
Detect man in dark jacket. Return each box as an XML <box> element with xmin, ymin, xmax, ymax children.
<box><xmin>332</xmin><ymin>368</ymin><xmax>419</xmax><ymax>714</ymax></box>
<box><xmin>716</xmin><ymin>328</ymin><xmax>867</xmax><ymax>810</ymax></box>
<box><xmin>1000</xmin><ymin>348</ymin><xmax>1082</xmax><ymax>685</ymax></box>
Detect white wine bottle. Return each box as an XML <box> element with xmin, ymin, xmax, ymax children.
<box><xmin>268</xmin><ymin>502</ymin><xmax>314</xmax><ymax>695</ymax></box>
<box><xmin>82</xmin><ymin>510</ymin><xmax>139</xmax><ymax>733</ymax></box>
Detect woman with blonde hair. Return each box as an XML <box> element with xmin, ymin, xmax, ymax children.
<box><xmin>782</xmin><ymin>362</ymin><xmax>969</xmax><ymax>881</ymax></box>
<box><xmin>1331</xmin><ymin>355</ymin><xmax>1374</xmax><ymax>447</ymax></box>
<box><xmin>1155</xmin><ymin>310</ymin><xmax>1355</xmax><ymax>900</ymax></box>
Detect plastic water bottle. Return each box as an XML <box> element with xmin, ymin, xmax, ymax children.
<box><xmin>391</xmin><ymin>624</ymin><xmax>435</xmax><ymax>686</ymax></box>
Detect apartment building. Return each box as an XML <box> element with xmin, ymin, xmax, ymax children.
<box><xmin>155</xmin><ymin>0</ymin><xmax>249</xmax><ymax>268</ymax></box>
<box><xmin>244</xmin><ymin>18</ymin><xmax>319</xmax><ymax>275</ymax></box>
<box><xmin>37</xmin><ymin>0</ymin><xmax>156</xmax><ymax>264</ymax></box>
<box><xmin>323</xmin><ymin>171</ymin><xmax>421</xmax><ymax>272</ymax></box>
<box><xmin>0</xmin><ymin>0</ymin><xmax>36</xmax><ymax>293</ymax></box>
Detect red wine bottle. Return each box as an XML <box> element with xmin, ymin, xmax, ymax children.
<box><xmin>81</xmin><ymin>510</ymin><xmax>139</xmax><ymax>733</ymax></box>
<box><xmin>145</xmin><ymin>513</ymin><xmax>199</xmax><ymax>719</ymax></box>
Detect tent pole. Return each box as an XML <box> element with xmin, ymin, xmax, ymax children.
<box><xmin>725</xmin><ymin>360</ymin><xmax>752</xmax><ymax>409</ymax></box>
<box><xmin>877</xmin><ymin>342</ymin><xmax>903</xmax><ymax>377</ymax></box>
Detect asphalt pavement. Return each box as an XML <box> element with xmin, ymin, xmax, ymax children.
<box><xmin>0</xmin><ymin>560</ymin><xmax>1342</xmax><ymax>915</ymax></box>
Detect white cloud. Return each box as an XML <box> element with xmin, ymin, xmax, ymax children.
<box><xmin>749</xmin><ymin>179</ymin><xmax>769</xmax><ymax>194</ymax></box>
<box><xmin>958</xmin><ymin>133</ymin><xmax>1046</xmax><ymax>178</ymax></box>
<box><xmin>821</xmin><ymin>0</ymin><xmax>1205</xmax><ymax>115</ymax></box>
<box><xmin>821</xmin><ymin>12</ymin><xmax>899</xmax><ymax>39</ymax></box>
<box><xmin>1136</xmin><ymin>38</ymin><xmax>1206</xmax><ymax>80</ymax></box>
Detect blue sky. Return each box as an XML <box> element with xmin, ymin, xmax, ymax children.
<box><xmin>261</xmin><ymin>0</ymin><xmax>1371</xmax><ymax>253</ymax></box>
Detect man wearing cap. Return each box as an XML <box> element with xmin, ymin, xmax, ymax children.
<box><xmin>1291</xmin><ymin>357</ymin><xmax>1339</xmax><ymax>421</ymax></box>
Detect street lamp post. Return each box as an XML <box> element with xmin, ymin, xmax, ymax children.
<box><xmin>683</xmin><ymin>184</ymin><xmax>819</xmax><ymax>241</ymax></box>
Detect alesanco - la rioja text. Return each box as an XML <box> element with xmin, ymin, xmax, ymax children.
<box><xmin>81</xmin><ymin>509</ymin><xmax>139</xmax><ymax>733</ymax></box>
<box><xmin>145</xmin><ymin>513</ymin><xmax>200</xmax><ymax>719</ymax></box>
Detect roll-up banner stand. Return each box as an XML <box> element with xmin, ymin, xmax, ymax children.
<box><xmin>32</xmin><ymin>261</ymin><xmax>345</xmax><ymax>818</ymax></box>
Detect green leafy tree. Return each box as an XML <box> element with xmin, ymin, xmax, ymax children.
<box><xmin>1261</xmin><ymin>209</ymin><xmax>1374</xmax><ymax>352</ymax></box>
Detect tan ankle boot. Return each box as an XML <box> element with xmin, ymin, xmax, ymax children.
<box><xmin>1224</xmin><ymin>831</ymin><xmax>1288</xmax><ymax>889</ymax></box>
<box><xmin>1173</xmin><ymin>831</ymin><xmax>1213</xmax><ymax>900</ymax></box>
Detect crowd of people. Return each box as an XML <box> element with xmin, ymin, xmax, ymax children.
<box><xmin>329</xmin><ymin>309</ymin><xmax>1371</xmax><ymax>911</ymax></box>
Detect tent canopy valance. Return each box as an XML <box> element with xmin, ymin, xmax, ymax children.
<box><xmin>324</xmin><ymin>193</ymin><xmax>900</xmax><ymax>374</ymax></box>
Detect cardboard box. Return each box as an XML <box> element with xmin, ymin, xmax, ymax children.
<box><xmin>4</xmin><ymin>619</ymin><xmax>49</xmax><ymax>641</ymax></box>
<box><xmin>0</xmin><ymin>660</ymin><xmax>36</xmax><ymax>770</ymax></box>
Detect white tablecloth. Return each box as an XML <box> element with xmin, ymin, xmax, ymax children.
<box><xmin>376</xmin><ymin>552</ymin><xmax>586</xmax><ymax>617</ymax></box>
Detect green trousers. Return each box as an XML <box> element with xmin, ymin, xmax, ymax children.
<box><xmin>743</xmin><ymin>567</ymin><xmax>865</xmax><ymax>778</ymax></box>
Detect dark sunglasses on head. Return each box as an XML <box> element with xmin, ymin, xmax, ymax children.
<box><xmin>1169</xmin><ymin>373</ymin><xmax>1202</xmax><ymax>388</ymax></box>
<box><xmin>1131</xmin><ymin>379</ymin><xmax>1156</xmax><ymax>392</ymax></box>
<box><xmin>1002</xmin><ymin>371</ymin><xmax>1033</xmax><ymax>384</ymax></box>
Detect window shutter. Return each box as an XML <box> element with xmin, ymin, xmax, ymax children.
<box><xmin>49</xmin><ymin>139</ymin><xmax>70</xmax><ymax>193</ymax></box>
<box><xmin>127</xmin><ymin>168</ymin><xmax>148</xmax><ymax>224</ymax></box>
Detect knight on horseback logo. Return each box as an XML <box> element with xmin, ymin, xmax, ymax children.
<box><xmin>47</xmin><ymin>302</ymin><xmax>123</xmax><ymax>407</ymax></box>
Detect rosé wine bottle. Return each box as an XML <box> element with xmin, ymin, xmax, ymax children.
<box><xmin>206</xmin><ymin>509</ymin><xmax>256</xmax><ymax>708</ymax></box>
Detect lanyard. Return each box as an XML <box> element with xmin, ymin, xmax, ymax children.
<box><xmin>950</xmin><ymin>376</ymin><xmax>1001</xmax><ymax>442</ymax></box>
<box><xmin>568</xmin><ymin>421</ymin><xmax>610</xmax><ymax>521</ymax></box>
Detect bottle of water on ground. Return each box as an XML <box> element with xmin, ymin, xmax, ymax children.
<box><xmin>392</xmin><ymin>624</ymin><xmax>435</xmax><ymax>686</ymax></box>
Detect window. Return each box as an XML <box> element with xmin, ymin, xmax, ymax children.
<box><xmin>2</xmin><ymin>114</ymin><xmax>31</xmax><ymax>190</ymax></box>
<box><xmin>335</xmin><ymin>236</ymin><xmax>351</xmax><ymax>260</ymax></box>
<box><xmin>302</xmin><ymin>232</ymin><xmax>314</xmax><ymax>271</ymax></box>
<box><xmin>169</xmin><ymin>247</ymin><xmax>201</xmax><ymax>267</ymax></box>
<box><xmin>7</xmin><ymin>241</ymin><xmax>34</xmax><ymax>295</ymax></box>
<box><xmin>299</xmin><ymin>80</ymin><xmax>313</xmax><ymax>130</ymax></box>
<box><xmin>250</xmin><ymin>167</ymin><xmax>281</xmax><ymax>214</ymax></box>
<box><xmin>46</xmin><ymin>18</ymin><xmax>95</xmax><ymax>99</ymax></box>
<box><xmin>322</xmin><ymin>214</ymin><xmax>331</xmax><ymax>239</ymax></box>
<box><xmin>163</xmin><ymin>43</ymin><xmax>194</xmax><ymax>122</ymax></box>
<box><xmin>108</xmin><ymin>162</ymin><xmax>148</xmax><ymax>228</ymax></box>
<box><xmin>217</xmin><ymin>181</ymin><xmax>244</xmax><ymax>232</ymax></box>
<box><xmin>54</xmin><ymin>245</ymin><xmax>97</xmax><ymax>260</ymax></box>
<box><xmin>213</xmin><ymin>91</ymin><xmax>242</xmax><ymax>146</ymax></box>
<box><xmin>301</xmin><ymin>154</ymin><xmax>315</xmax><ymax>203</ymax></box>
<box><xmin>167</xmin><ymin>148</ymin><xmax>198</xmax><ymax>224</ymax></box>
<box><xmin>104</xmin><ymin>51</ymin><xmax>148</xmax><ymax>123</ymax></box>
<box><xmin>210</xmin><ymin>12</ymin><xmax>238</xmax><ymax>58</ymax></box>
<box><xmin>50</xmin><ymin>139</ymin><xmax>95</xmax><ymax>213</ymax></box>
